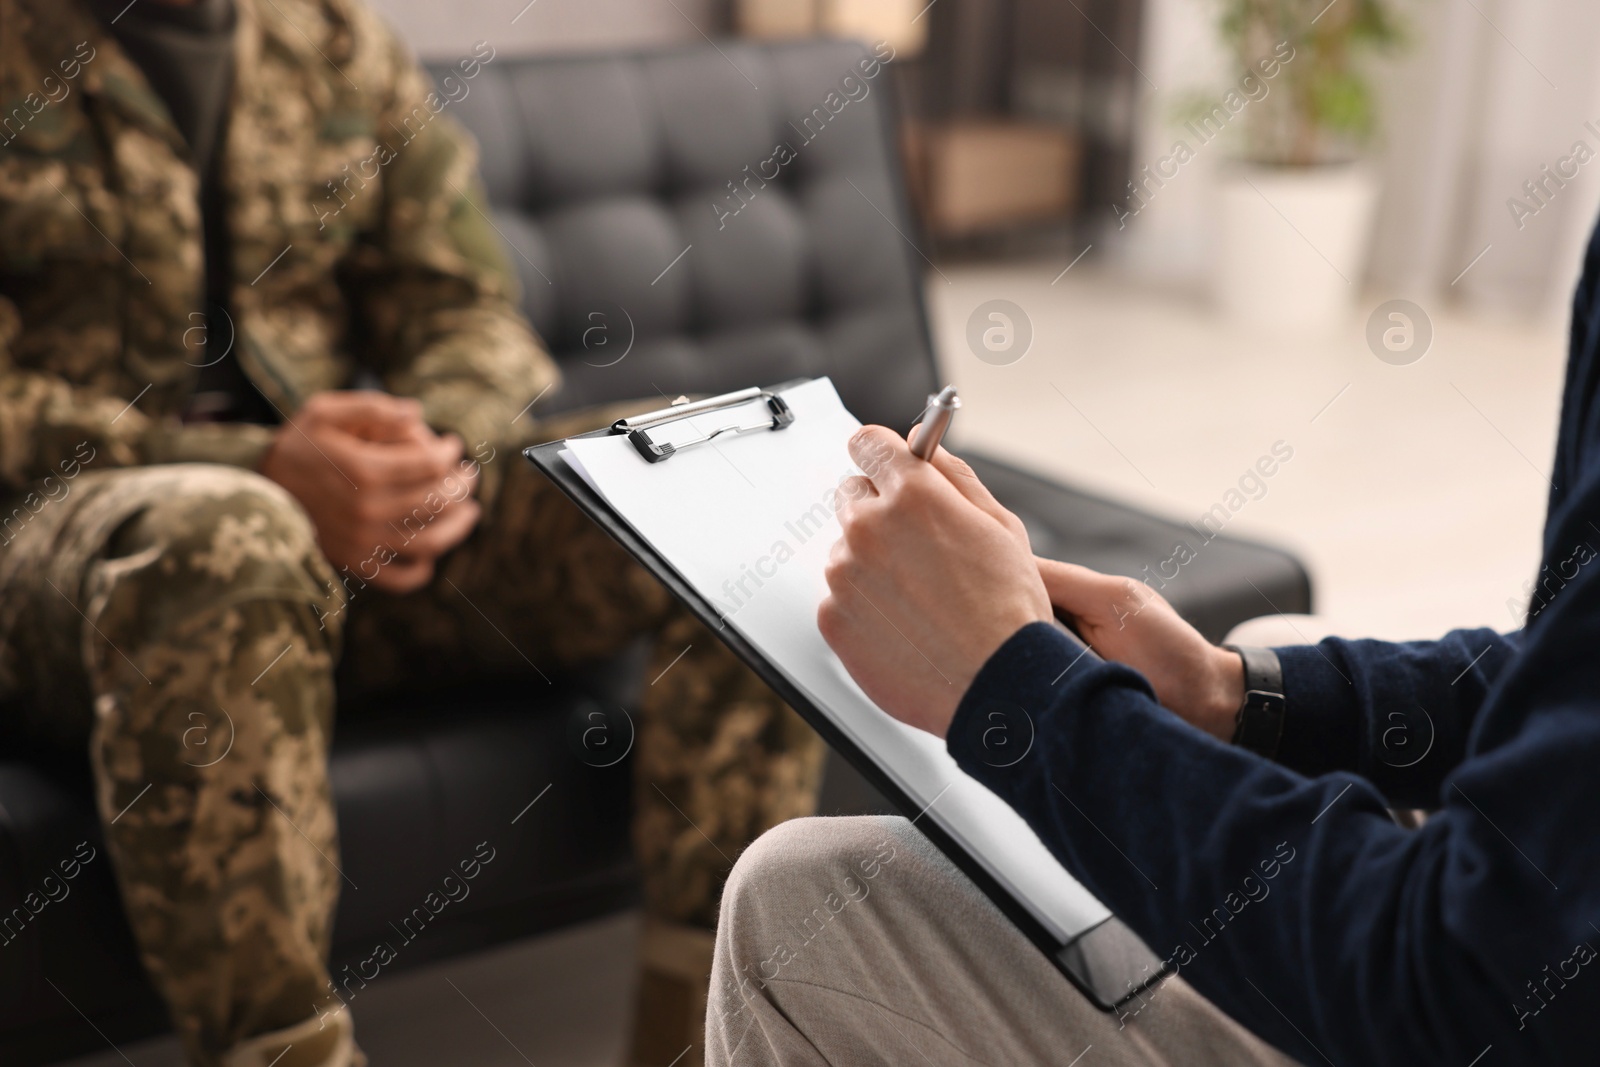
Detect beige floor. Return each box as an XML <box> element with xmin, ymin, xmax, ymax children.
<box><xmin>53</xmin><ymin>913</ymin><xmax>642</xmax><ymax>1067</ymax></box>
<box><xmin>931</xmin><ymin>261</ymin><xmax>1568</xmax><ymax>640</ymax></box>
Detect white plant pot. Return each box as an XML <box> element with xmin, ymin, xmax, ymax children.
<box><xmin>1213</xmin><ymin>164</ymin><xmax>1378</xmax><ymax>331</ymax></box>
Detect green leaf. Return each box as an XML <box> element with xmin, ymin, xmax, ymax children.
<box><xmin>1310</xmin><ymin>71</ymin><xmax>1374</xmax><ymax>136</ymax></box>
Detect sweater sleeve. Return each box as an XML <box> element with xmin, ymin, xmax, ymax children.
<box><xmin>1273</xmin><ymin>628</ymin><xmax>1521</xmax><ymax>808</ymax></box>
<box><xmin>947</xmin><ymin>616</ymin><xmax>1599</xmax><ymax>1066</ymax></box>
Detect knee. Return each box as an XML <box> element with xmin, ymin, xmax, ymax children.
<box><xmin>92</xmin><ymin>466</ymin><xmax>337</xmax><ymax>641</ymax></box>
<box><xmin>110</xmin><ymin>466</ymin><xmax>330</xmax><ymax>598</ymax></box>
<box><xmin>720</xmin><ymin>816</ymin><xmax>912</xmax><ymax>930</ymax></box>
<box><xmin>711</xmin><ymin>816</ymin><xmax>919</xmax><ymax>1037</ymax></box>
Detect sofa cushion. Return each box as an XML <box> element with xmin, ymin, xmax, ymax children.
<box><xmin>434</xmin><ymin>40</ymin><xmax>938</xmax><ymax>431</ymax></box>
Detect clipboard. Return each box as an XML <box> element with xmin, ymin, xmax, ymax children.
<box><xmin>525</xmin><ymin>378</ymin><xmax>1167</xmax><ymax>1012</ymax></box>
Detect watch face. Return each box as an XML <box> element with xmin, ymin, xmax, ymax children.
<box><xmin>1236</xmin><ymin>691</ymin><xmax>1287</xmax><ymax>757</ymax></box>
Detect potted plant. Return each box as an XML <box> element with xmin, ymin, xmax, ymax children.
<box><xmin>1208</xmin><ymin>0</ymin><xmax>1406</xmax><ymax>329</ymax></box>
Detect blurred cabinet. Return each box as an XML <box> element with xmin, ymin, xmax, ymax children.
<box><xmin>734</xmin><ymin>0</ymin><xmax>930</xmax><ymax>56</ymax></box>
<box><xmin>902</xmin><ymin>120</ymin><xmax>1080</xmax><ymax>236</ymax></box>
<box><xmin>905</xmin><ymin>0</ymin><xmax>1144</xmax><ymax>239</ymax></box>
<box><xmin>732</xmin><ymin>0</ymin><xmax>1143</xmax><ymax>240</ymax></box>
<box><xmin>1007</xmin><ymin>0</ymin><xmax>1142</xmax><ymax>226</ymax></box>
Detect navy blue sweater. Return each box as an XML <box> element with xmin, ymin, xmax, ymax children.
<box><xmin>948</xmin><ymin>227</ymin><xmax>1600</xmax><ymax>1064</ymax></box>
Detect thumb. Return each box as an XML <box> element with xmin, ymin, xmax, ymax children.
<box><xmin>1036</xmin><ymin>558</ymin><xmax>1129</xmax><ymax>618</ymax></box>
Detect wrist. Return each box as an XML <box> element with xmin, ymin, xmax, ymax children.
<box><xmin>1201</xmin><ymin>645</ymin><xmax>1246</xmax><ymax>742</ymax></box>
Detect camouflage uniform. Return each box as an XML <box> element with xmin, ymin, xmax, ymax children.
<box><xmin>0</xmin><ymin>0</ymin><xmax>823</xmax><ymax>1063</ymax></box>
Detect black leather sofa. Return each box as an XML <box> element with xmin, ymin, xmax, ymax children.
<box><xmin>0</xmin><ymin>39</ymin><xmax>1311</xmax><ymax>1064</ymax></box>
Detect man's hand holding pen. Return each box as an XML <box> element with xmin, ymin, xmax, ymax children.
<box><xmin>819</xmin><ymin>398</ymin><xmax>1247</xmax><ymax>743</ymax></box>
<box><xmin>818</xmin><ymin>422</ymin><xmax>1054</xmax><ymax>738</ymax></box>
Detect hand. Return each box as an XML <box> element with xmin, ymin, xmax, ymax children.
<box><xmin>817</xmin><ymin>425</ymin><xmax>1053</xmax><ymax>738</ymax></box>
<box><xmin>1035</xmin><ymin>559</ymin><xmax>1243</xmax><ymax>741</ymax></box>
<box><xmin>260</xmin><ymin>391</ymin><xmax>481</xmax><ymax>593</ymax></box>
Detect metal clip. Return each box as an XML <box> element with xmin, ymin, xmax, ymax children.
<box><xmin>614</xmin><ymin>388</ymin><xmax>796</xmax><ymax>463</ymax></box>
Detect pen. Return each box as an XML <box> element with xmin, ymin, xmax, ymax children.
<box><xmin>911</xmin><ymin>385</ymin><xmax>960</xmax><ymax>460</ymax></box>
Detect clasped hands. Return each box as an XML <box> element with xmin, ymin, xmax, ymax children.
<box><xmin>260</xmin><ymin>391</ymin><xmax>483</xmax><ymax>593</ymax></box>
<box><xmin>819</xmin><ymin>425</ymin><xmax>1245</xmax><ymax>741</ymax></box>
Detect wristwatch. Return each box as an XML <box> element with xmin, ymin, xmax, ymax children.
<box><xmin>1222</xmin><ymin>645</ymin><xmax>1285</xmax><ymax>758</ymax></box>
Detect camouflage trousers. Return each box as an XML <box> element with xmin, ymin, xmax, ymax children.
<box><xmin>0</xmin><ymin>406</ymin><xmax>824</xmax><ymax>1067</ymax></box>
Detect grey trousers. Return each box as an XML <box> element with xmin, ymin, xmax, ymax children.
<box><xmin>705</xmin><ymin>816</ymin><xmax>1303</xmax><ymax>1067</ymax></box>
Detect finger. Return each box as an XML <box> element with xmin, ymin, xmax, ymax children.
<box><xmin>823</xmin><ymin>535</ymin><xmax>853</xmax><ymax>593</ymax></box>
<box><xmin>923</xmin><ymin>446</ymin><xmax>1014</xmax><ymax>526</ymax></box>
<box><xmin>415</xmin><ymin>452</ymin><xmax>481</xmax><ymax>504</ymax></box>
<box><xmin>854</xmin><ymin>424</ymin><xmax>1009</xmax><ymax>529</ymax></box>
<box><xmin>1035</xmin><ymin>558</ymin><xmax>1131</xmax><ymax>617</ymax></box>
<box><xmin>362</xmin><ymin>464</ymin><xmax>480</xmax><ymax>537</ymax></box>
<box><xmin>351</xmin><ymin>412</ymin><xmax>429</xmax><ymax>445</ymax></box>
<box><xmin>391</xmin><ymin>499</ymin><xmax>482</xmax><ymax>562</ymax></box>
<box><xmin>328</xmin><ymin>430</ymin><xmax>462</xmax><ymax>491</ymax></box>
<box><xmin>386</xmin><ymin>422</ymin><xmax>450</xmax><ymax>452</ymax></box>
<box><xmin>302</xmin><ymin>390</ymin><xmax>424</xmax><ymax>433</ymax></box>
<box><xmin>367</xmin><ymin>556</ymin><xmax>436</xmax><ymax>594</ymax></box>
<box><xmin>444</xmin><ymin>450</ymin><xmax>481</xmax><ymax>497</ymax></box>
<box><xmin>833</xmin><ymin>474</ymin><xmax>878</xmax><ymax>518</ymax></box>
<box><xmin>348</xmin><ymin>391</ymin><xmax>425</xmax><ymax>431</ymax></box>
<box><xmin>847</xmin><ymin>425</ymin><xmax>915</xmax><ymax>489</ymax></box>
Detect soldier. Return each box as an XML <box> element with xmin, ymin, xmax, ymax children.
<box><xmin>0</xmin><ymin>0</ymin><xmax>823</xmax><ymax>1064</ymax></box>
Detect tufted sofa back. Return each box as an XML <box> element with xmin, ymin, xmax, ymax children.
<box><xmin>428</xmin><ymin>39</ymin><xmax>939</xmax><ymax>432</ymax></box>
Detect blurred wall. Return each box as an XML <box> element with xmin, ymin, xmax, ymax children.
<box><xmin>1112</xmin><ymin>0</ymin><xmax>1600</xmax><ymax>320</ymax></box>
<box><xmin>1366</xmin><ymin>0</ymin><xmax>1600</xmax><ymax>321</ymax></box>
<box><xmin>367</xmin><ymin>0</ymin><xmax>718</xmax><ymax>60</ymax></box>
<box><xmin>1107</xmin><ymin>0</ymin><xmax>1228</xmax><ymax>287</ymax></box>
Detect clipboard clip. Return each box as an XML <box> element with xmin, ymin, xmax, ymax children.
<box><xmin>612</xmin><ymin>386</ymin><xmax>795</xmax><ymax>463</ymax></box>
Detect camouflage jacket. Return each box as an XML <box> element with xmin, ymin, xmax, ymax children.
<box><xmin>0</xmin><ymin>0</ymin><xmax>555</xmax><ymax>492</ymax></box>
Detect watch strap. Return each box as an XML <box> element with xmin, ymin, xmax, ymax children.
<box><xmin>1223</xmin><ymin>644</ymin><xmax>1285</xmax><ymax>759</ymax></box>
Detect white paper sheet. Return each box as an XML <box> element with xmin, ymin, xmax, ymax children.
<box><xmin>564</xmin><ymin>377</ymin><xmax>1110</xmax><ymax>942</ymax></box>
